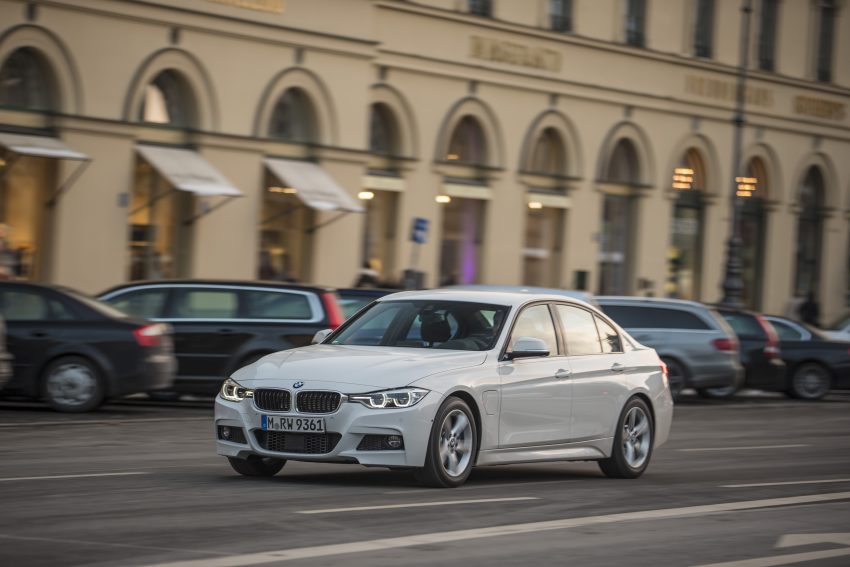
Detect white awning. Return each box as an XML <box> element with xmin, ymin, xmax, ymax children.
<box><xmin>264</xmin><ymin>157</ymin><xmax>363</xmax><ymax>213</ymax></box>
<box><xmin>0</xmin><ymin>132</ymin><xmax>89</xmax><ymax>161</ymax></box>
<box><xmin>136</xmin><ymin>144</ymin><xmax>242</xmax><ymax>197</ymax></box>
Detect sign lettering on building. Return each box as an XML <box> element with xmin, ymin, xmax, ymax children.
<box><xmin>470</xmin><ymin>36</ymin><xmax>561</xmax><ymax>72</ymax></box>
<box><xmin>793</xmin><ymin>96</ymin><xmax>846</xmax><ymax>121</ymax></box>
<box><xmin>684</xmin><ymin>75</ymin><xmax>773</xmax><ymax>108</ymax></box>
<box><xmin>205</xmin><ymin>0</ymin><xmax>284</xmax><ymax>13</ymax></box>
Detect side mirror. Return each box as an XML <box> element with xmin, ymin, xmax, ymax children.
<box><xmin>312</xmin><ymin>329</ymin><xmax>332</xmax><ymax>344</ymax></box>
<box><xmin>507</xmin><ymin>336</ymin><xmax>550</xmax><ymax>360</ymax></box>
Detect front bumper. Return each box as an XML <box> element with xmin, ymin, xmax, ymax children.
<box><xmin>215</xmin><ymin>391</ymin><xmax>441</xmax><ymax>468</ymax></box>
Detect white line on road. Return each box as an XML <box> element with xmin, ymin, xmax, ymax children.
<box><xmin>722</xmin><ymin>478</ymin><xmax>850</xmax><ymax>488</ymax></box>
<box><xmin>383</xmin><ymin>479</ymin><xmax>579</xmax><ymax>495</ymax></box>
<box><xmin>139</xmin><ymin>491</ymin><xmax>850</xmax><ymax>567</ymax></box>
<box><xmin>0</xmin><ymin>417</ymin><xmax>208</xmax><ymax>428</ymax></box>
<box><xmin>0</xmin><ymin>472</ymin><xmax>148</xmax><ymax>482</ymax></box>
<box><xmin>679</xmin><ymin>444</ymin><xmax>810</xmax><ymax>452</ymax></box>
<box><xmin>690</xmin><ymin>548</ymin><xmax>850</xmax><ymax>567</ymax></box>
<box><xmin>297</xmin><ymin>496</ymin><xmax>539</xmax><ymax>514</ymax></box>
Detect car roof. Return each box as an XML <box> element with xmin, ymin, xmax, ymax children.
<box><xmin>99</xmin><ymin>279</ymin><xmax>335</xmax><ymax>296</ymax></box>
<box><xmin>597</xmin><ymin>296</ymin><xmax>711</xmax><ymax>310</ymax></box>
<box><xmin>377</xmin><ymin>288</ymin><xmax>596</xmax><ymax>309</ymax></box>
<box><xmin>445</xmin><ymin>285</ymin><xmax>598</xmax><ymax>306</ymax></box>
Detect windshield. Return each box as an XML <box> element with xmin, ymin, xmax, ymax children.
<box><xmin>330</xmin><ymin>300</ymin><xmax>510</xmax><ymax>351</ymax></box>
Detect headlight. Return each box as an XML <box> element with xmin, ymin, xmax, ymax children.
<box><xmin>220</xmin><ymin>378</ymin><xmax>253</xmax><ymax>402</ymax></box>
<box><xmin>348</xmin><ymin>388</ymin><xmax>429</xmax><ymax>409</ymax></box>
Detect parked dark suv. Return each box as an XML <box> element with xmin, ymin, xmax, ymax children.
<box><xmin>98</xmin><ymin>281</ymin><xmax>345</xmax><ymax>396</ymax></box>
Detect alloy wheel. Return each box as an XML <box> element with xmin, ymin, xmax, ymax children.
<box><xmin>438</xmin><ymin>408</ymin><xmax>473</xmax><ymax>477</ymax></box>
<box><xmin>621</xmin><ymin>406</ymin><xmax>651</xmax><ymax>469</ymax></box>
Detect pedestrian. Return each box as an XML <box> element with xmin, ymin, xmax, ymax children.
<box><xmin>353</xmin><ymin>260</ymin><xmax>379</xmax><ymax>288</ymax></box>
<box><xmin>798</xmin><ymin>291</ymin><xmax>821</xmax><ymax>328</ymax></box>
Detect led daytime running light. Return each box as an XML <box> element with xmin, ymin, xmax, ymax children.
<box><xmin>348</xmin><ymin>388</ymin><xmax>429</xmax><ymax>409</ymax></box>
<box><xmin>220</xmin><ymin>378</ymin><xmax>254</xmax><ymax>402</ymax></box>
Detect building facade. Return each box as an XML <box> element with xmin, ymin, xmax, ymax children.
<box><xmin>0</xmin><ymin>0</ymin><xmax>848</xmax><ymax>319</ymax></box>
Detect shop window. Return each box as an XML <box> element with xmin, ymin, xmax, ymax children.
<box><xmin>794</xmin><ymin>167</ymin><xmax>825</xmax><ymax>297</ymax></box>
<box><xmin>550</xmin><ymin>0</ymin><xmax>572</xmax><ymax>32</ymax></box>
<box><xmin>668</xmin><ymin>149</ymin><xmax>706</xmax><ymax>300</ymax></box>
<box><xmin>360</xmin><ymin>190</ymin><xmax>398</xmax><ymax>286</ymax></box>
<box><xmin>0</xmin><ymin>47</ymin><xmax>57</xmax><ymax>111</ymax></box>
<box><xmin>269</xmin><ymin>88</ymin><xmax>317</xmax><ymax>143</ymax></box>
<box><xmin>258</xmin><ymin>174</ymin><xmax>315</xmax><ymax>283</ymax></box>
<box><xmin>138</xmin><ymin>70</ymin><xmax>195</xmax><ymax>127</ymax></box>
<box><xmin>625</xmin><ymin>0</ymin><xmax>646</xmax><ymax>47</ymax></box>
<box><xmin>523</xmin><ymin>206</ymin><xmax>564</xmax><ymax>288</ymax></box>
<box><xmin>439</xmin><ymin>197</ymin><xmax>486</xmax><ymax>286</ymax></box>
<box><xmin>815</xmin><ymin>0</ymin><xmax>836</xmax><ymax>82</ymax></box>
<box><xmin>598</xmin><ymin>138</ymin><xmax>640</xmax><ymax>295</ymax></box>
<box><xmin>758</xmin><ymin>0</ymin><xmax>779</xmax><ymax>71</ymax></box>
<box><xmin>693</xmin><ymin>0</ymin><xmax>715</xmax><ymax>58</ymax></box>
<box><xmin>468</xmin><ymin>0</ymin><xmax>492</xmax><ymax>17</ymax></box>
<box><xmin>740</xmin><ymin>158</ymin><xmax>768</xmax><ymax>310</ymax></box>
<box><xmin>446</xmin><ymin>116</ymin><xmax>486</xmax><ymax>166</ymax></box>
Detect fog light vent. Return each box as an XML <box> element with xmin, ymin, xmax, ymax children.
<box><xmin>218</xmin><ymin>425</ymin><xmax>247</xmax><ymax>444</ymax></box>
<box><xmin>357</xmin><ymin>434</ymin><xmax>405</xmax><ymax>451</ymax></box>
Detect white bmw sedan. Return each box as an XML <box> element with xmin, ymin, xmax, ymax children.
<box><xmin>215</xmin><ymin>290</ymin><xmax>673</xmax><ymax>487</ymax></box>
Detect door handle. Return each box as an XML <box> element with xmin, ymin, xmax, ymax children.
<box><xmin>555</xmin><ymin>368</ymin><xmax>571</xmax><ymax>380</ymax></box>
<box><xmin>30</xmin><ymin>330</ymin><xmax>49</xmax><ymax>338</ymax></box>
<box><xmin>611</xmin><ymin>362</ymin><xmax>625</xmax><ymax>373</ymax></box>
<box><xmin>218</xmin><ymin>328</ymin><xmax>235</xmax><ymax>334</ymax></box>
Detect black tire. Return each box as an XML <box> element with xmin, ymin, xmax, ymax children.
<box><xmin>415</xmin><ymin>397</ymin><xmax>478</xmax><ymax>488</ymax></box>
<box><xmin>697</xmin><ymin>385</ymin><xmax>738</xmax><ymax>400</ymax></box>
<box><xmin>228</xmin><ymin>456</ymin><xmax>286</xmax><ymax>477</ymax></box>
<box><xmin>787</xmin><ymin>363</ymin><xmax>832</xmax><ymax>400</ymax></box>
<box><xmin>598</xmin><ymin>397</ymin><xmax>654</xmax><ymax>479</ymax></box>
<box><xmin>661</xmin><ymin>357</ymin><xmax>687</xmax><ymax>401</ymax></box>
<box><xmin>148</xmin><ymin>391</ymin><xmax>182</xmax><ymax>402</ymax></box>
<box><xmin>42</xmin><ymin>356</ymin><xmax>106</xmax><ymax>413</ymax></box>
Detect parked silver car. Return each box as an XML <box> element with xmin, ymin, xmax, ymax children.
<box><xmin>598</xmin><ymin>297</ymin><xmax>743</xmax><ymax>399</ymax></box>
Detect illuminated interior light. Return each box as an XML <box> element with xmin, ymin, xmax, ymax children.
<box><xmin>358</xmin><ymin>191</ymin><xmax>375</xmax><ymax>200</ymax></box>
<box><xmin>674</xmin><ymin>168</ymin><xmax>694</xmax><ymax>175</ymax></box>
<box><xmin>435</xmin><ymin>195</ymin><xmax>451</xmax><ymax>204</ymax></box>
<box><xmin>446</xmin><ymin>153</ymin><xmax>459</xmax><ymax>161</ymax></box>
<box><xmin>528</xmin><ymin>201</ymin><xmax>543</xmax><ymax>209</ymax></box>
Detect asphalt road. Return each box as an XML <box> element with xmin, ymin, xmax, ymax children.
<box><xmin>1</xmin><ymin>392</ymin><xmax>850</xmax><ymax>567</ymax></box>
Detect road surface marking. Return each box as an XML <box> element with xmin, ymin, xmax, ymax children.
<box><xmin>0</xmin><ymin>533</ymin><xmax>228</xmax><ymax>556</ymax></box>
<box><xmin>722</xmin><ymin>478</ymin><xmax>850</xmax><ymax>488</ymax></box>
<box><xmin>138</xmin><ymin>491</ymin><xmax>850</xmax><ymax>567</ymax></box>
<box><xmin>0</xmin><ymin>417</ymin><xmax>208</xmax><ymax>428</ymax></box>
<box><xmin>679</xmin><ymin>444</ymin><xmax>809</xmax><ymax>452</ymax></box>
<box><xmin>383</xmin><ymin>479</ymin><xmax>579</xmax><ymax>495</ymax></box>
<box><xmin>297</xmin><ymin>496</ymin><xmax>539</xmax><ymax>514</ymax></box>
<box><xmin>0</xmin><ymin>472</ymin><xmax>148</xmax><ymax>482</ymax></box>
<box><xmin>692</xmin><ymin>532</ymin><xmax>850</xmax><ymax>566</ymax></box>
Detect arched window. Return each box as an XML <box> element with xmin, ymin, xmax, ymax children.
<box><xmin>794</xmin><ymin>167</ymin><xmax>825</xmax><ymax>296</ymax></box>
<box><xmin>368</xmin><ymin>103</ymin><xmax>399</xmax><ymax>156</ymax></box>
<box><xmin>138</xmin><ymin>70</ymin><xmax>195</xmax><ymax>127</ymax></box>
<box><xmin>447</xmin><ymin>116</ymin><xmax>486</xmax><ymax>166</ymax></box>
<box><xmin>530</xmin><ymin>128</ymin><xmax>566</xmax><ymax>176</ymax></box>
<box><xmin>605</xmin><ymin>138</ymin><xmax>640</xmax><ymax>183</ymax></box>
<box><xmin>0</xmin><ymin>47</ymin><xmax>57</xmax><ymax>111</ymax></box>
<box><xmin>269</xmin><ymin>88</ymin><xmax>317</xmax><ymax>143</ymax></box>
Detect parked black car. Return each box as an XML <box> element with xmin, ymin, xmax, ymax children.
<box><xmin>0</xmin><ymin>282</ymin><xmax>176</xmax><ymax>412</ymax></box>
<box><xmin>765</xmin><ymin>315</ymin><xmax>850</xmax><ymax>400</ymax></box>
<box><xmin>98</xmin><ymin>280</ymin><xmax>345</xmax><ymax>395</ymax></box>
<box><xmin>0</xmin><ymin>317</ymin><xmax>12</xmax><ymax>390</ymax></box>
<box><xmin>703</xmin><ymin>306</ymin><xmax>786</xmax><ymax>398</ymax></box>
<box><xmin>337</xmin><ymin>287</ymin><xmax>397</xmax><ymax>319</ymax></box>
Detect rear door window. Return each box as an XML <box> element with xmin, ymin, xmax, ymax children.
<box><xmin>769</xmin><ymin>320</ymin><xmax>804</xmax><ymax>341</ymax></box>
<box><xmin>556</xmin><ymin>305</ymin><xmax>602</xmax><ymax>356</ymax></box>
<box><xmin>0</xmin><ymin>289</ymin><xmax>73</xmax><ymax>321</ymax></box>
<box><xmin>720</xmin><ymin>312</ymin><xmax>766</xmax><ymax>339</ymax></box>
<box><xmin>241</xmin><ymin>290</ymin><xmax>314</xmax><ymax>320</ymax></box>
<box><xmin>105</xmin><ymin>288</ymin><xmax>168</xmax><ymax>319</ymax></box>
<box><xmin>172</xmin><ymin>289</ymin><xmax>238</xmax><ymax>319</ymax></box>
<box><xmin>601</xmin><ymin>305</ymin><xmax>710</xmax><ymax>330</ymax></box>
<box><xmin>595</xmin><ymin>315</ymin><xmax>623</xmax><ymax>353</ymax></box>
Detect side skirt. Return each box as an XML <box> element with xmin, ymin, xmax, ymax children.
<box><xmin>476</xmin><ymin>437</ymin><xmax>614</xmax><ymax>466</ymax></box>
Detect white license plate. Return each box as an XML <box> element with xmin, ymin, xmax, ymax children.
<box><xmin>262</xmin><ymin>415</ymin><xmax>326</xmax><ymax>433</ymax></box>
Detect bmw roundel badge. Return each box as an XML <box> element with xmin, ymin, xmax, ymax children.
<box><xmin>293</xmin><ymin>381</ymin><xmax>304</xmax><ymax>389</ymax></box>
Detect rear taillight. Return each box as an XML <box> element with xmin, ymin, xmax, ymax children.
<box><xmin>756</xmin><ymin>315</ymin><xmax>781</xmax><ymax>359</ymax></box>
<box><xmin>712</xmin><ymin>337</ymin><xmax>738</xmax><ymax>352</ymax></box>
<box><xmin>134</xmin><ymin>324</ymin><xmax>165</xmax><ymax>347</ymax></box>
<box><xmin>660</xmin><ymin>360</ymin><xmax>669</xmax><ymax>378</ymax></box>
<box><xmin>321</xmin><ymin>292</ymin><xmax>344</xmax><ymax>330</ymax></box>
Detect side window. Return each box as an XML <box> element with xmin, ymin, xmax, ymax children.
<box><xmin>720</xmin><ymin>312</ymin><xmax>765</xmax><ymax>338</ymax></box>
<box><xmin>595</xmin><ymin>315</ymin><xmax>622</xmax><ymax>353</ymax></box>
<box><xmin>106</xmin><ymin>289</ymin><xmax>168</xmax><ymax>319</ymax></box>
<box><xmin>0</xmin><ymin>290</ymin><xmax>50</xmax><ymax>321</ymax></box>
<box><xmin>556</xmin><ymin>305</ymin><xmax>602</xmax><ymax>356</ymax></box>
<box><xmin>602</xmin><ymin>305</ymin><xmax>710</xmax><ymax>330</ymax></box>
<box><xmin>173</xmin><ymin>289</ymin><xmax>238</xmax><ymax>319</ymax></box>
<box><xmin>508</xmin><ymin>304</ymin><xmax>558</xmax><ymax>357</ymax></box>
<box><xmin>771</xmin><ymin>321</ymin><xmax>803</xmax><ymax>341</ymax></box>
<box><xmin>242</xmin><ymin>290</ymin><xmax>313</xmax><ymax>320</ymax></box>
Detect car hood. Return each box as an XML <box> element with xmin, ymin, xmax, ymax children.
<box><xmin>231</xmin><ymin>345</ymin><xmax>489</xmax><ymax>392</ymax></box>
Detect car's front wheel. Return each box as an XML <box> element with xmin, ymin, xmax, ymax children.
<box><xmin>228</xmin><ymin>456</ymin><xmax>286</xmax><ymax>477</ymax></box>
<box><xmin>598</xmin><ymin>397</ymin><xmax>654</xmax><ymax>479</ymax></box>
<box><xmin>415</xmin><ymin>397</ymin><xmax>477</xmax><ymax>488</ymax></box>
<box><xmin>787</xmin><ymin>363</ymin><xmax>831</xmax><ymax>400</ymax></box>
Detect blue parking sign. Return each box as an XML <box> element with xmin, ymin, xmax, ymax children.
<box><xmin>410</xmin><ymin>217</ymin><xmax>429</xmax><ymax>244</ymax></box>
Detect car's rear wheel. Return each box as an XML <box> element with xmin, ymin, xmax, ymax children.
<box><xmin>415</xmin><ymin>397</ymin><xmax>477</xmax><ymax>488</ymax></box>
<box><xmin>788</xmin><ymin>363</ymin><xmax>831</xmax><ymax>400</ymax></box>
<box><xmin>661</xmin><ymin>357</ymin><xmax>686</xmax><ymax>400</ymax></box>
<box><xmin>42</xmin><ymin>356</ymin><xmax>105</xmax><ymax>413</ymax></box>
<box><xmin>598</xmin><ymin>397</ymin><xmax>654</xmax><ymax>479</ymax></box>
<box><xmin>228</xmin><ymin>456</ymin><xmax>286</xmax><ymax>477</ymax></box>
<box><xmin>698</xmin><ymin>385</ymin><xmax>738</xmax><ymax>399</ymax></box>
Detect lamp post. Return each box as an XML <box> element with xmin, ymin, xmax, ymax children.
<box><xmin>720</xmin><ymin>0</ymin><xmax>754</xmax><ymax>308</ymax></box>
